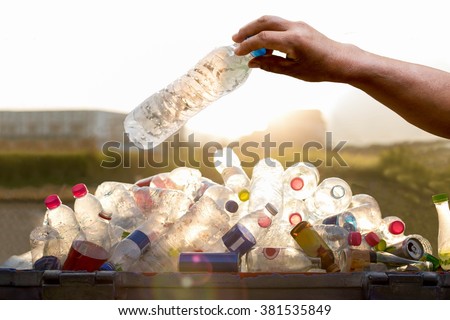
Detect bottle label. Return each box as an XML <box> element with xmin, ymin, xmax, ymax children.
<box><xmin>128</xmin><ymin>230</ymin><xmax>151</xmax><ymax>251</ymax></box>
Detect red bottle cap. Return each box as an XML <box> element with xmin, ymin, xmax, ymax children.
<box><xmin>72</xmin><ymin>183</ymin><xmax>88</xmax><ymax>198</ymax></box>
<box><xmin>388</xmin><ymin>220</ymin><xmax>405</xmax><ymax>235</ymax></box>
<box><xmin>348</xmin><ymin>231</ymin><xmax>362</xmax><ymax>246</ymax></box>
<box><xmin>289</xmin><ymin>213</ymin><xmax>303</xmax><ymax>226</ymax></box>
<box><xmin>364</xmin><ymin>232</ymin><xmax>380</xmax><ymax>247</ymax></box>
<box><xmin>44</xmin><ymin>194</ymin><xmax>62</xmax><ymax>209</ymax></box>
<box><xmin>290</xmin><ymin>177</ymin><xmax>304</xmax><ymax>191</ymax></box>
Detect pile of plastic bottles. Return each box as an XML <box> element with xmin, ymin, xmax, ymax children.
<box><xmin>4</xmin><ymin>147</ymin><xmax>447</xmax><ymax>274</ymax></box>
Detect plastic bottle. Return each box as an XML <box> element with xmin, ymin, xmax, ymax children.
<box><xmin>339</xmin><ymin>203</ymin><xmax>382</xmax><ymax>234</ymax></box>
<box><xmin>72</xmin><ymin>183</ymin><xmax>110</xmax><ymax>231</ymax></box>
<box><xmin>137</xmin><ymin>196</ymin><xmax>232</xmax><ymax>272</ymax></box>
<box><xmin>245</xmin><ymin>247</ymin><xmax>322</xmax><ymax>272</ymax></box>
<box><xmin>305</xmin><ymin>177</ymin><xmax>352</xmax><ymax>223</ymax></box>
<box><xmin>132</xmin><ymin>186</ymin><xmax>192</xmax><ymax>225</ymax></box>
<box><xmin>62</xmin><ymin>210</ymin><xmax>113</xmax><ymax>272</ymax></box>
<box><xmin>43</xmin><ymin>194</ymin><xmax>81</xmax><ymax>263</ymax></box>
<box><xmin>206</xmin><ymin>203</ymin><xmax>279</xmax><ymax>255</ymax></box>
<box><xmin>124</xmin><ymin>44</ymin><xmax>266</xmax><ymax>149</ymax></box>
<box><xmin>202</xmin><ymin>184</ymin><xmax>246</xmax><ymax>224</ymax></box>
<box><xmin>377</xmin><ymin>215</ymin><xmax>406</xmax><ymax>246</ymax></box>
<box><xmin>214</xmin><ymin>147</ymin><xmax>251</xmax><ymax>201</ymax></box>
<box><xmin>313</xmin><ymin>224</ymin><xmax>362</xmax><ymax>261</ymax></box>
<box><xmin>432</xmin><ymin>193</ymin><xmax>450</xmax><ymax>270</ymax></box>
<box><xmin>248</xmin><ymin>158</ymin><xmax>284</xmax><ymax>214</ymax></box>
<box><xmin>100</xmin><ymin>221</ymin><xmax>154</xmax><ymax>271</ymax></box>
<box><xmin>95</xmin><ymin>181</ymin><xmax>146</xmax><ymax>232</ymax></box>
<box><xmin>280</xmin><ymin>197</ymin><xmax>306</xmax><ymax>227</ymax></box>
<box><xmin>322</xmin><ymin>211</ymin><xmax>358</xmax><ymax>232</ymax></box>
<box><xmin>290</xmin><ymin>221</ymin><xmax>341</xmax><ymax>273</ymax></box>
<box><xmin>29</xmin><ymin>225</ymin><xmax>62</xmax><ymax>270</ymax></box>
<box><xmin>282</xmin><ymin>162</ymin><xmax>319</xmax><ymax>200</ymax></box>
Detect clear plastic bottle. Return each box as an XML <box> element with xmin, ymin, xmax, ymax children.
<box><xmin>206</xmin><ymin>203</ymin><xmax>279</xmax><ymax>254</ymax></box>
<box><xmin>321</xmin><ymin>211</ymin><xmax>358</xmax><ymax>232</ymax></box>
<box><xmin>137</xmin><ymin>196</ymin><xmax>232</xmax><ymax>272</ymax></box>
<box><xmin>377</xmin><ymin>216</ymin><xmax>406</xmax><ymax>245</ymax></box>
<box><xmin>29</xmin><ymin>225</ymin><xmax>62</xmax><ymax>270</ymax></box>
<box><xmin>248</xmin><ymin>158</ymin><xmax>284</xmax><ymax>214</ymax></box>
<box><xmin>282</xmin><ymin>162</ymin><xmax>319</xmax><ymax>200</ymax></box>
<box><xmin>432</xmin><ymin>193</ymin><xmax>450</xmax><ymax>270</ymax></box>
<box><xmin>202</xmin><ymin>184</ymin><xmax>246</xmax><ymax>223</ymax></box>
<box><xmin>305</xmin><ymin>177</ymin><xmax>352</xmax><ymax>223</ymax></box>
<box><xmin>340</xmin><ymin>203</ymin><xmax>382</xmax><ymax>234</ymax></box>
<box><xmin>132</xmin><ymin>186</ymin><xmax>192</xmax><ymax>225</ymax></box>
<box><xmin>124</xmin><ymin>44</ymin><xmax>266</xmax><ymax>149</ymax></box>
<box><xmin>290</xmin><ymin>221</ymin><xmax>341</xmax><ymax>273</ymax></box>
<box><xmin>62</xmin><ymin>210</ymin><xmax>113</xmax><ymax>272</ymax></box>
<box><xmin>43</xmin><ymin>194</ymin><xmax>81</xmax><ymax>263</ymax></box>
<box><xmin>100</xmin><ymin>221</ymin><xmax>153</xmax><ymax>271</ymax></box>
<box><xmin>313</xmin><ymin>224</ymin><xmax>362</xmax><ymax>261</ymax></box>
<box><xmin>245</xmin><ymin>247</ymin><xmax>322</xmax><ymax>272</ymax></box>
<box><xmin>95</xmin><ymin>181</ymin><xmax>146</xmax><ymax>232</ymax></box>
<box><xmin>72</xmin><ymin>183</ymin><xmax>110</xmax><ymax>231</ymax></box>
<box><xmin>214</xmin><ymin>147</ymin><xmax>251</xmax><ymax>200</ymax></box>
<box><xmin>279</xmin><ymin>196</ymin><xmax>307</xmax><ymax>227</ymax></box>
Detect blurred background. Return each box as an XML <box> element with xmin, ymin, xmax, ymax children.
<box><xmin>0</xmin><ymin>0</ymin><xmax>449</xmax><ymax>263</ymax></box>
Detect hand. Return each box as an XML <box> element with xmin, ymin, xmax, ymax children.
<box><xmin>232</xmin><ymin>15</ymin><xmax>358</xmax><ymax>83</ymax></box>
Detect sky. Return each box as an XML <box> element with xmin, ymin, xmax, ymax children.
<box><xmin>0</xmin><ymin>0</ymin><xmax>449</xmax><ymax>145</ymax></box>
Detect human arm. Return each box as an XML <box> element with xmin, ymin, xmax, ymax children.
<box><xmin>232</xmin><ymin>15</ymin><xmax>450</xmax><ymax>139</ymax></box>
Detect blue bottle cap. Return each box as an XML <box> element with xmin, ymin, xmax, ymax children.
<box><xmin>127</xmin><ymin>230</ymin><xmax>151</xmax><ymax>251</ymax></box>
<box><xmin>178</xmin><ymin>252</ymin><xmax>240</xmax><ymax>272</ymax></box>
<box><xmin>33</xmin><ymin>256</ymin><xmax>61</xmax><ymax>270</ymax></box>
<box><xmin>222</xmin><ymin>223</ymin><xmax>256</xmax><ymax>255</ymax></box>
<box><xmin>245</xmin><ymin>36</ymin><xmax>267</xmax><ymax>57</ymax></box>
<box><xmin>251</xmin><ymin>48</ymin><xmax>266</xmax><ymax>57</ymax></box>
<box><xmin>99</xmin><ymin>261</ymin><xmax>115</xmax><ymax>271</ymax></box>
<box><xmin>322</xmin><ymin>214</ymin><xmax>338</xmax><ymax>225</ymax></box>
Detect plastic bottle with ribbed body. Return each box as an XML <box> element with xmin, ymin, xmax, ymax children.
<box><xmin>214</xmin><ymin>147</ymin><xmax>251</xmax><ymax>201</ymax></box>
<box><xmin>341</xmin><ymin>203</ymin><xmax>382</xmax><ymax>234</ymax></box>
<box><xmin>282</xmin><ymin>162</ymin><xmax>319</xmax><ymax>200</ymax></box>
<box><xmin>248</xmin><ymin>158</ymin><xmax>284</xmax><ymax>214</ymax></box>
<box><xmin>305</xmin><ymin>177</ymin><xmax>352</xmax><ymax>223</ymax></box>
<box><xmin>432</xmin><ymin>193</ymin><xmax>450</xmax><ymax>270</ymax></box>
<box><xmin>245</xmin><ymin>247</ymin><xmax>322</xmax><ymax>272</ymax></box>
<box><xmin>124</xmin><ymin>44</ymin><xmax>266</xmax><ymax>149</ymax></box>
<box><xmin>43</xmin><ymin>194</ymin><xmax>81</xmax><ymax>263</ymax></box>
<box><xmin>290</xmin><ymin>221</ymin><xmax>340</xmax><ymax>273</ymax></box>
